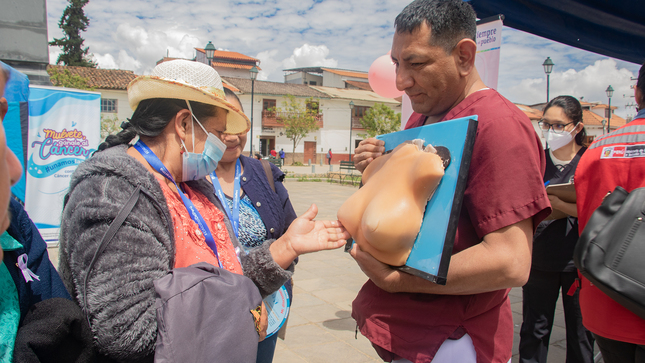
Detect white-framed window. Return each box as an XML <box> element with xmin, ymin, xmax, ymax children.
<box><xmin>101</xmin><ymin>98</ymin><xmax>118</xmax><ymax>113</ymax></box>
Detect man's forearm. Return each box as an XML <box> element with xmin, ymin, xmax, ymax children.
<box><xmin>358</xmin><ymin>218</ymin><xmax>534</xmax><ymax>295</ymax></box>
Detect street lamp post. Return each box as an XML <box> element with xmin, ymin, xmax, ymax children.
<box><xmin>204</xmin><ymin>41</ymin><xmax>215</xmax><ymax>65</ymax></box>
<box><xmin>349</xmin><ymin>101</ymin><xmax>354</xmax><ymax>161</ymax></box>
<box><xmin>249</xmin><ymin>65</ymin><xmax>259</xmax><ymax>157</ymax></box>
<box><xmin>542</xmin><ymin>57</ymin><xmax>554</xmax><ymax>103</ymax></box>
<box><xmin>606</xmin><ymin>85</ymin><xmax>614</xmax><ymax>134</ymax></box>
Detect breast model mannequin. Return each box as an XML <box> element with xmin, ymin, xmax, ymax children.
<box><xmin>338</xmin><ymin>140</ymin><xmax>446</xmax><ymax>266</ymax></box>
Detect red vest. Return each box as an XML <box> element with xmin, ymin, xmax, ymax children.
<box><xmin>574</xmin><ymin>117</ymin><xmax>645</xmax><ymax>344</ymax></box>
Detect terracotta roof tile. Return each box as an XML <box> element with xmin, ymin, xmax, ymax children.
<box><xmin>222</xmin><ymin>77</ymin><xmax>329</xmax><ymax>98</ymax></box>
<box><xmin>222</xmin><ymin>81</ymin><xmax>240</xmax><ymax>92</ymax></box>
<box><xmin>321</xmin><ymin>68</ymin><xmax>368</xmax><ymax>79</ymax></box>
<box><xmin>582</xmin><ymin>109</ymin><xmax>626</xmax><ymax>128</ymax></box>
<box><xmin>196</xmin><ymin>48</ymin><xmax>259</xmax><ymax>63</ymax></box>
<box><xmin>514</xmin><ymin>104</ymin><xmax>543</xmax><ymax>120</ymax></box>
<box><xmin>210</xmin><ymin>62</ymin><xmax>262</xmax><ymax>71</ymax></box>
<box><xmin>46</xmin><ymin>65</ymin><xmax>137</xmax><ymax>90</ymax></box>
<box><xmin>345</xmin><ymin>80</ymin><xmax>373</xmax><ymax>91</ymax></box>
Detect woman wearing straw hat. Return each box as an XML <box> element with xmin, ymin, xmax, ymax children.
<box><xmin>58</xmin><ymin>59</ymin><xmax>349</xmax><ymax>362</ymax></box>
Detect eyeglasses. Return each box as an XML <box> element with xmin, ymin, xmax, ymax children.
<box><xmin>538</xmin><ymin>121</ymin><xmax>575</xmax><ymax>134</ymax></box>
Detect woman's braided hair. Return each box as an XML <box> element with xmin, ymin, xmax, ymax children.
<box><xmin>98</xmin><ymin>98</ymin><xmax>220</xmax><ymax>151</ymax></box>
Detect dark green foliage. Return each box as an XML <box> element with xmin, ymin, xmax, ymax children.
<box><xmin>49</xmin><ymin>0</ymin><xmax>97</xmax><ymax>67</ymax></box>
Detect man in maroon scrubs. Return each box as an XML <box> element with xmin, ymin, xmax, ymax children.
<box><xmin>350</xmin><ymin>1</ymin><xmax>551</xmax><ymax>362</ymax></box>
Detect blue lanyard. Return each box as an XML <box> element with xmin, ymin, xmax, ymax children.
<box><xmin>133</xmin><ymin>140</ymin><xmax>223</xmax><ymax>268</ymax></box>
<box><xmin>210</xmin><ymin>159</ymin><xmax>241</xmax><ymax>238</ymax></box>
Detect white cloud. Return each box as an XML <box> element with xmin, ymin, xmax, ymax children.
<box><xmin>44</xmin><ymin>0</ymin><xmax>640</xmax><ymax>119</ymax></box>
<box><xmin>506</xmin><ymin>58</ymin><xmax>638</xmax><ymax>119</ymax></box>
<box><xmin>255</xmin><ymin>49</ymin><xmax>280</xmax><ymax>81</ymax></box>
<box><xmin>92</xmin><ymin>53</ymin><xmax>118</xmax><ymax>69</ymax></box>
<box><xmin>282</xmin><ymin>44</ymin><xmax>338</xmax><ymax>70</ymax></box>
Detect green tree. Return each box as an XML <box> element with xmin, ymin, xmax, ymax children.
<box><xmin>360</xmin><ymin>103</ymin><xmax>401</xmax><ymax>137</ymax></box>
<box><xmin>49</xmin><ymin>0</ymin><xmax>97</xmax><ymax>67</ymax></box>
<box><xmin>100</xmin><ymin>114</ymin><xmax>122</xmax><ymax>142</ymax></box>
<box><xmin>277</xmin><ymin>95</ymin><xmax>320</xmax><ymax>164</ymax></box>
<box><xmin>47</xmin><ymin>67</ymin><xmax>95</xmax><ymax>90</ymax></box>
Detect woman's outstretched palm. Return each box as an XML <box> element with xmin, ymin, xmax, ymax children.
<box><xmin>285</xmin><ymin>204</ymin><xmax>350</xmax><ymax>255</ymax></box>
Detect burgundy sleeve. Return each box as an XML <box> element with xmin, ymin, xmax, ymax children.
<box><xmin>460</xmin><ymin>101</ymin><xmax>551</xmax><ymax>239</ymax></box>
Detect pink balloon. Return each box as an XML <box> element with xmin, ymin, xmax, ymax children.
<box><xmin>368</xmin><ymin>54</ymin><xmax>404</xmax><ymax>99</ymax></box>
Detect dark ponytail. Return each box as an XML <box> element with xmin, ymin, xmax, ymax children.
<box><xmin>543</xmin><ymin>95</ymin><xmax>587</xmax><ymax>147</ymax></box>
<box><xmin>97</xmin><ymin>98</ymin><xmax>221</xmax><ymax>151</ymax></box>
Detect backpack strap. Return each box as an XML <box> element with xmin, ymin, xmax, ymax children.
<box><xmin>260</xmin><ymin>159</ymin><xmax>276</xmax><ymax>193</ymax></box>
<box><xmin>82</xmin><ymin>185</ymin><xmax>142</xmax><ymax>322</ymax></box>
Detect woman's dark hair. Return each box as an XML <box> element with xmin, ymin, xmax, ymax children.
<box><xmin>224</xmin><ymin>88</ymin><xmax>244</xmax><ymax>113</ymax></box>
<box><xmin>98</xmin><ymin>98</ymin><xmax>220</xmax><ymax>151</ymax></box>
<box><xmin>543</xmin><ymin>95</ymin><xmax>587</xmax><ymax>146</ymax></box>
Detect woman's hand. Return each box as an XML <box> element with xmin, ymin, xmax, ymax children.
<box><xmin>259</xmin><ymin>302</ymin><xmax>268</xmax><ymax>342</ymax></box>
<box><xmin>270</xmin><ymin>204</ymin><xmax>350</xmax><ymax>268</ymax></box>
<box><xmin>548</xmin><ymin>194</ymin><xmax>578</xmax><ymax>217</ymax></box>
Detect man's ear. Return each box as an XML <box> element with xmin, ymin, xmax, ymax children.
<box><xmin>173</xmin><ymin>109</ymin><xmax>192</xmax><ymax>142</ymax></box>
<box><xmin>636</xmin><ymin>86</ymin><xmax>644</xmax><ymax>108</ymax></box>
<box><xmin>453</xmin><ymin>39</ymin><xmax>477</xmax><ymax>77</ymax></box>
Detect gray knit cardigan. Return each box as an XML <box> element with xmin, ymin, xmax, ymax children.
<box><xmin>58</xmin><ymin>145</ymin><xmax>293</xmax><ymax>362</ymax></box>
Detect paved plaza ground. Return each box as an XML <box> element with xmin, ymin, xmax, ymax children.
<box><xmin>46</xmin><ymin>175</ymin><xmax>585</xmax><ymax>362</ymax></box>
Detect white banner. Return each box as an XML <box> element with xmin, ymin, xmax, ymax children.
<box><xmin>475</xmin><ymin>19</ymin><xmax>503</xmax><ymax>90</ymax></box>
<box><xmin>25</xmin><ymin>86</ymin><xmax>101</xmax><ymax>244</ymax></box>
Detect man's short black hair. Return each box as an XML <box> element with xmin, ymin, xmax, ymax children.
<box><xmin>395</xmin><ymin>0</ymin><xmax>477</xmax><ymax>53</ymax></box>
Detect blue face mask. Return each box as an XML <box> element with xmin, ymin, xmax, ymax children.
<box><xmin>181</xmin><ymin>101</ymin><xmax>226</xmax><ymax>181</ymax></box>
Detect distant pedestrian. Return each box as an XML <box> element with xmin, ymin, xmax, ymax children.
<box><xmin>279</xmin><ymin>148</ymin><xmax>285</xmax><ymax>167</ymax></box>
<box><xmin>326</xmin><ymin>148</ymin><xmax>332</xmax><ymax>165</ymax></box>
<box><xmin>270</xmin><ymin>149</ymin><xmax>277</xmax><ymax>158</ymax></box>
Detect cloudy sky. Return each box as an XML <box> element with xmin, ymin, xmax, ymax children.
<box><xmin>46</xmin><ymin>0</ymin><xmax>641</xmax><ymax>119</ymax></box>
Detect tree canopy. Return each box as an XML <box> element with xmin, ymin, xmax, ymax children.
<box><xmin>47</xmin><ymin>67</ymin><xmax>94</xmax><ymax>90</ymax></box>
<box><xmin>277</xmin><ymin>95</ymin><xmax>320</xmax><ymax>163</ymax></box>
<box><xmin>360</xmin><ymin>103</ymin><xmax>401</xmax><ymax>137</ymax></box>
<box><xmin>49</xmin><ymin>0</ymin><xmax>97</xmax><ymax>67</ymax></box>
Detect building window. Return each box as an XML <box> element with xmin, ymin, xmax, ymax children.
<box><xmin>263</xmin><ymin>99</ymin><xmax>276</xmax><ymax>111</ymax></box>
<box><xmin>309</xmin><ymin>81</ymin><xmax>317</xmax><ymax>85</ymax></box>
<box><xmin>352</xmin><ymin>105</ymin><xmax>370</xmax><ymax>129</ymax></box>
<box><xmin>101</xmin><ymin>99</ymin><xmax>118</xmax><ymax>113</ymax></box>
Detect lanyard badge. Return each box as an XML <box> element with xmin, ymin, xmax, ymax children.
<box><xmin>210</xmin><ymin>159</ymin><xmax>242</xmax><ymax>238</ymax></box>
<box><xmin>133</xmin><ymin>140</ymin><xmax>223</xmax><ymax>268</ymax></box>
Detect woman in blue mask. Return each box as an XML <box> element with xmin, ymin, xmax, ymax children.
<box><xmin>519</xmin><ymin>95</ymin><xmax>594</xmax><ymax>363</ymax></box>
<box><xmin>58</xmin><ymin>59</ymin><xmax>350</xmax><ymax>362</ymax></box>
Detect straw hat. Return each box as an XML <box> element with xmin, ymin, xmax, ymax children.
<box><xmin>127</xmin><ymin>59</ymin><xmax>250</xmax><ymax>134</ymax></box>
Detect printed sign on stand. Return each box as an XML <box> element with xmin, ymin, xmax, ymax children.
<box><xmin>25</xmin><ymin>86</ymin><xmax>101</xmax><ymax>244</ymax></box>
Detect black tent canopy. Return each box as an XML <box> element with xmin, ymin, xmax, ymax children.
<box><xmin>469</xmin><ymin>0</ymin><xmax>645</xmax><ymax>65</ymax></box>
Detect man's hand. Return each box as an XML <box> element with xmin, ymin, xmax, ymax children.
<box><xmin>349</xmin><ymin>243</ymin><xmax>402</xmax><ymax>293</ymax></box>
<box><xmin>353</xmin><ymin>138</ymin><xmax>385</xmax><ymax>173</ymax></box>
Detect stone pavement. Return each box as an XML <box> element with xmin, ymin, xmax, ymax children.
<box><xmin>45</xmin><ymin>178</ymin><xmax>589</xmax><ymax>362</ymax></box>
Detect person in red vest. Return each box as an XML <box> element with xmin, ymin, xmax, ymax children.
<box><xmin>573</xmin><ymin>61</ymin><xmax>645</xmax><ymax>363</ymax></box>
<box><xmin>349</xmin><ymin>0</ymin><xmax>550</xmax><ymax>361</ymax></box>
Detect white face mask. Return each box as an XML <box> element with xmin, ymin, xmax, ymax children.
<box><xmin>545</xmin><ymin>128</ymin><xmax>576</xmax><ymax>151</ymax></box>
